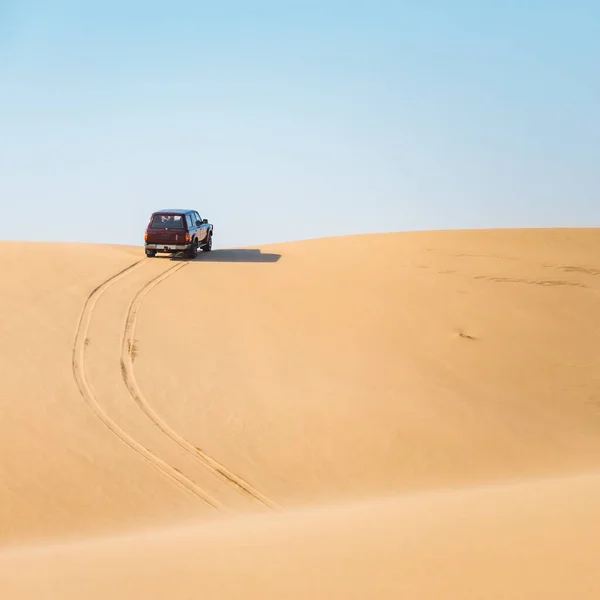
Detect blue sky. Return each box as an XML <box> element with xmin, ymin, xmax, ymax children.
<box><xmin>1</xmin><ymin>1</ymin><xmax>599</xmax><ymax>248</ymax></box>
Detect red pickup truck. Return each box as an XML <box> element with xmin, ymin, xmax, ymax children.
<box><xmin>144</xmin><ymin>209</ymin><xmax>213</xmax><ymax>259</ymax></box>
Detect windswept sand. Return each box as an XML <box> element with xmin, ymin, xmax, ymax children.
<box><xmin>1</xmin><ymin>229</ymin><xmax>600</xmax><ymax>598</ymax></box>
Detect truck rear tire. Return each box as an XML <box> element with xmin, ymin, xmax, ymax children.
<box><xmin>187</xmin><ymin>240</ymin><xmax>198</xmax><ymax>259</ymax></box>
<box><xmin>145</xmin><ymin>249</ymin><xmax>156</xmax><ymax>257</ymax></box>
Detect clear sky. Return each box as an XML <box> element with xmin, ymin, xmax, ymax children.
<box><xmin>1</xmin><ymin>1</ymin><xmax>599</xmax><ymax>248</ymax></box>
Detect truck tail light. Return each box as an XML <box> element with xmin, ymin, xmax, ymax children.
<box><xmin>185</xmin><ymin>232</ymin><xmax>190</xmax><ymax>243</ymax></box>
<box><xmin>144</xmin><ymin>230</ymin><xmax>148</xmax><ymax>242</ymax></box>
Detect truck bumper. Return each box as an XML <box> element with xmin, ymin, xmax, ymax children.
<box><xmin>145</xmin><ymin>243</ymin><xmax>191</xmax><ymax>251</ymax></box>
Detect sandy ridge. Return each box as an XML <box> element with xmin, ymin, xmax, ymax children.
<box><xmin>3</xmin><ymin>230</ymin><xmax>600</xmax><ymax>598</ymax></box>
<box><xmin>120</xmin><ymin>260</ymin><xmax>278</xmax><ymax>510</ymax></box>
<box><xmin>72</xmin><ymin>259</ymin><xmax>222</xmax><ymax>510</ymax></box>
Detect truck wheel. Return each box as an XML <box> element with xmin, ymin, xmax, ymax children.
<box><xmin>202</xmin><ymin>234</ymin><xmax>213</xmax><ymax>252</ymax></box>
<box><xmin>145</xmin><ymin>249</ymin><xmax>156</xmax><ymax>258</ymax></box>
<box><xmin>187</xmin><ymin>240</ymin><xmax>198</xmax><ymax>259</ymax></box>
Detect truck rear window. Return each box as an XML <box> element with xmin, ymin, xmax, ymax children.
<box><xmin>150</xmin><ymin>214</ymin><xmax>184</xmax><ymax>229</ymax></box>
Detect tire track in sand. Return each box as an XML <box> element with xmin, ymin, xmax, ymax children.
<box><xmin>72</xmin><ymin>260</ymin><xmax>223</xmax><ymax>510</ymax></box>
<box><xmin>121</xmin><ymin>262</ymin><xmax>279</xmax><ymax>511</ymax></box>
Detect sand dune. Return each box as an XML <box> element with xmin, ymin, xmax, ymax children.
<box><xmin>3</xmin><ymin>471</ymin><xmax>600</xmax><ymax>599</ymax></box>
<box><xmin>1</xmin><ymin>229</ymin><xmax>600</xmax><ymax>598</ymax></box>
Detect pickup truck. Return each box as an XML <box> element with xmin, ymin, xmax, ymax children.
<box><xmin>144</xmin><ymin>208</ymin><xmax>213</xmax><ymax>259</ymax></box>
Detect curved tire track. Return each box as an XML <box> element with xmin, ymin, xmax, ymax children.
<box><xmin>121</xmin><ymin>262</ymin><xmax>279</xmax><ymax>511</ymax></box>
<box><xmin>72</xmin><ymin>260</ymin><xmax>223</xmax><ymax>511</ymax></box>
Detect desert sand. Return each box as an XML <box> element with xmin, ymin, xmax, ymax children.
<box><xmin>1</xmin><ymin>228</ymin><xmax>600</xmax><ymax>598</ymax></box>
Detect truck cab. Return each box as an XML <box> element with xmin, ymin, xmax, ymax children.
<box><xmin>144</xmin><ymin>209</ymin><xmax>213</xmax><ymax>259</ymax></box>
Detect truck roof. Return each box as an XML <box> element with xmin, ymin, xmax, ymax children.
<box><xmin>155</xmin><ymin>208</ymin><xmax>195</xmax><ymax>214</ymax></box>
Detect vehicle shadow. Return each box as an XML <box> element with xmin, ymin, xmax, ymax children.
<box><xmin>161</xmin><ymin>249</ymin><xmax>281</xmax><ymax>263</ymax></box>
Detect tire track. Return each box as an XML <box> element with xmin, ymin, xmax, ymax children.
<box><xmin>121</xmin><ymin>262</ymin><xmax>279</xmax><ymax>511</ymax></box>
<box><xmin>72</xmin><ymin>260</ymin><xmax>223</xmax><ymax>511</ymax></box>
